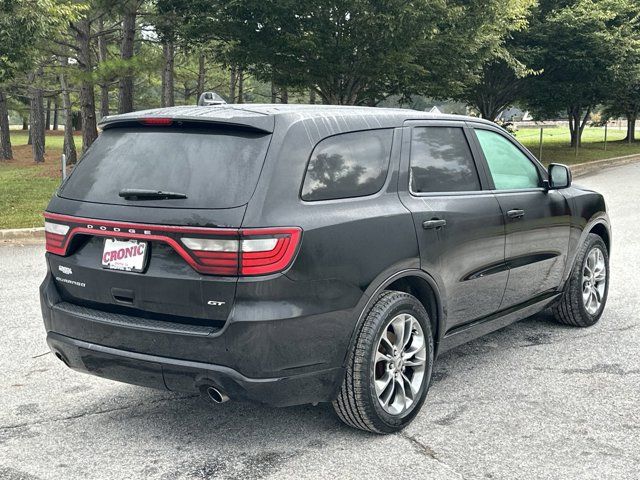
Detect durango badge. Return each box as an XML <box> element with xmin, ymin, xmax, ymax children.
<box><xmin>58</xmin><ymin>265</ymin><xmax>72</xmax><ymax>275</ymax></box>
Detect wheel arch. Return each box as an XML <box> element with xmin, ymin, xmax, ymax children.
<box><xmin>562</xmin><ymin>214</ymin><xmax>611</xmax><ymax>289</ymax></box>
<box><xmin>588</xmin><ymin>221</ymin><xmax>611</xmax><ymax>253</ymax></box>
<box><xmin>344</xmin><ymin>269</ymin><xmax>446</xmax><ymax>365</ymax></box>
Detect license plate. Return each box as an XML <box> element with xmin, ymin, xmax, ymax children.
<box><xmin>101</xmin><ymin>238</ymin><xmax>148</xmax><ymax>272</ymax></box>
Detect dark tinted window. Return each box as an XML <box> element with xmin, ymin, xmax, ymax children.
<box><xmin>301</xmin><ymin>129</ymin><xmax>392</xmax><ymax>201</ymax></box>
<box><xmin>410</xmin><ymin>127</ymin><xmax>481</xmax><ymax>193</ymax></box>
<box><xmin>59</xmin><ymin>126</ymin><xmax>271</xmax><ymax>209</ymax></box>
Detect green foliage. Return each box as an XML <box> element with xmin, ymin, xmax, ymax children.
<box><xmin>158</xmin><ymin>0</ymin><xmax>537</xmax><ymax>105</ymax></box>
<box><xmin>0</xmin><ymin>0</ymin><xmax>85</xmax><ymax>82</ymax></box>
<box><xmin>600</xmin><ymin>1</ymin><xmax>640</xmax><ymax>122</ymax></box>
<box><xmin>525</xmin><ymin>0</ymin><xmax>634</xmax><ymax>119</ymax></box>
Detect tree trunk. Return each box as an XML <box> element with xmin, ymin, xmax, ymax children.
<box><xmin>309</xmin><ymin>89</ymin><xmax>316</xmax><ymax>105</ymax></box>
<box><xmin>237</xmin><ymin>67</ymin><xmax>244</xmax><ymax>104</ymax></box>
<box><xmin>568</xmin><ymin>108</ymin><xmax>580</xmax><ymax>148</ymax></box>
<box><xmin>568</xmin><ymin>106</ymin><xmax>591</xmax><ymax>148</ymax></box>
<box><xmin>0</xmin><ymin>90</ymin><xmax>12</xmax><ymax>160</ymax></box>
<box><xmin>98</xmin><ymin>17</ymin><xmax>110</xmax><ymax>118</ymax></box>
<box><xmin>53</xmin><ymin>96</ymin><xmax>59</xmax><ymax>130</ymax></box>
<box><xmin>22</xmin><ymin>117</ymin><xmax>28</xmax><ymax>130</ymax></box>
<box><xmin>161</xmin><ymin>39</ymin><xmax>175</xmax><ymax>107</ymax></box>
<box><xmin>59</xmin><ymin>56</ymin><xmax>77</xmax><ymax>165</ymax></box>
<box><xmin>625</xmin><ymin>113</ymin><xmax>637</xmax><ymax>143</ymax></box>
<box><xmin>72</xmin><ymin>111</ymin><xmax>82</xmax><ymax>132</ymax></box>
<box><xmin>196</xmin><ymin>53</ymin><xmax>205</xmax><ymax>100</ymax></box>
<box><xmin>229</xmin><ymin>66</ymin><xmax>237</xmax><ymax>103</ymax></box>
<box><xmin>271</xmin><ymin>81</ymin><xmax>277</xmax><ymax>103</ymax></box>
<box><xmin>280</xmin><ymin>87</ymin><xmax>288</xmax><ymax>104</ymax></box>
<box><xmin>74</xmin><ymin>18</ymin><xmax>98</xmax><ymax>153</ymax></box>
<box><xmin>480</xmin><ymin>101</ymin><xmax>503</xmax><ymax>123</ymax></box>
<box><xmin>29</xmin><ymin>71</ymin><xmax>46</xmax><ymax>163</ymax></box>
<box><xmin>45</xmin><ymin>98</ymin><xmax>51</xmax><ymax>130</ymax></box>
<box><xmin>118</xmin><ymin>1</ymin><xmax>137</xmax><ymax>114</ymax></box>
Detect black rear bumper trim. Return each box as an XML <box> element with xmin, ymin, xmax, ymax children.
<box><xmin>53</xmin><ymin>302</ymin><xmax>218</xmax><ymax>337</ymax></box>
<box><xmin>46</xmin><ymin>332</ymin><xmax>344</xmax><ymax>407</ymax></box>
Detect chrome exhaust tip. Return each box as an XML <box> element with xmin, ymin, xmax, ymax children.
<box><xmin>206</xmin><ymin>386</ymin><xmax>229</xmax><ymax>404</ymax></box>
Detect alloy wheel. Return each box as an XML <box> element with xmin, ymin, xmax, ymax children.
<box><xmin>582</xmin><ymin>247</ymin><xmax>607</xmax><ymax>315</ymax></box>
<box><xmin>373</xmin><ymin>313</ymin><xmax>427</xmax><ymax>415</ymax></box>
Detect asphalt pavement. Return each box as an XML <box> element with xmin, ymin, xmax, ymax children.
<box><xmin>1</xmin><ymin>162</ymin><xmax>639</xmax><ymax>480</ymax></box>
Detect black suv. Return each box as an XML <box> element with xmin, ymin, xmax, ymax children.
<box><xmin>40</xmin><ymin>105</ymin><xmax>611</xmax><ymax>433</ymax></box>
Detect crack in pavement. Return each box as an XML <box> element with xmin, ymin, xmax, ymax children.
<box><xmin>399</xmin><ymin>432</ymin><xmax>468</xmax><ymax>480</ymax></box>
<box><xmin>31</xmin><ymin>352</ymin><xmax>50</xmax><ymax>359</ymax></box>
<box><xmin>0</xmin><ymin>394</ymin><xmax>198</xmax><ymax>431</ymax></box>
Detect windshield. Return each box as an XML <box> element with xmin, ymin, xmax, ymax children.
<box><xmin>59</xmin><ymin>126</ymin><xmax>271</xmax><ymax>209</ymax></box>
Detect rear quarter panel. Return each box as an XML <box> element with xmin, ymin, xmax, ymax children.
<box><xmin>239</xmin><ymin>121</ymin><xmax>419</xmax><ymax>370</ymax></box>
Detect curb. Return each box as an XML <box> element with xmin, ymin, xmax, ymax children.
<box><xmin>571</xmin><ymin>153</ymin><xmax>640</xmax><ymax>178</ymax></box>
<box><xmin>1</xmin><ymin>154</ymin><xmax>639</xmax><ymax>242</ymax></box>
<box><xmin>0</xmin><ymin>227</ymin><xmax>45</xmax><ymax>241</ymax></box>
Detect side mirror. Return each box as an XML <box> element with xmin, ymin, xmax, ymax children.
<box><xmin>548</xmin><ymin>163</ymin><xmax>572</xmax><ymax>190</ymax></box>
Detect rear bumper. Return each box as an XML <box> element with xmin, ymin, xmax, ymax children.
<box><xmin>47</xmin><ymin>332</ymin><xmax>343</xmax><ymax>407</ymax></box>
<box><xmin>40</xmin><ymin>273</ymin><xmax>354</xmax><ymax>407</ymax></box>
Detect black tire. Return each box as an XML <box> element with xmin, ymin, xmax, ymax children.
<box><xmin>553</xmin><ymin>233</ymin><xmax>609</xmax><ymax>327</ymax></box>
<box><xmin>332</xmin><ymin>290</ymin><xmax>434</xmax><ymax>434</ymax></box>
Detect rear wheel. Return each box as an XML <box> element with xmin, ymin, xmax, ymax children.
<box><xmin>333</xmin><ymin>290</ymin><xmax>434</xmax><ymax>433</ymax></box>
<box><xmin>553</xmin><ymin>233</ymin><xmax>609</xmax><ymax>327</ymax></box>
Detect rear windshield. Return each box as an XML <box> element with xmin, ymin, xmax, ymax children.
<box><xmin>59</xmin><ymin>126</ymin><xmax>271</xmax><ymax>209</ymax></box>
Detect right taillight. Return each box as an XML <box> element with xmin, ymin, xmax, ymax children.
<box><xmin>240</xmin><ymin>228</ymin><xmax>302</xmax><ymax>276</ymax></box>
<box><xmin>181</xmin><ymin>227</ymin><xmax>302</xmax><ymax>276</ymax></box>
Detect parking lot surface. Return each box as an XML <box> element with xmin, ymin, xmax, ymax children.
<box><xmin>1</xmin><ymin>162</ymin><xmax>639</xmax><ymax>480</ymax></box>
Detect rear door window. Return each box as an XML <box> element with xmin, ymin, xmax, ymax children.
<box><xmin>59</xmin><ymin>126</ymin><xmax>271</xmax><ymax>209</ymax></box>
<box><xmin>410</xmin><ymin>126</ymin><xmax>481</xmax><ymax>193</ymax></box>
<box><xmin>301</xmin><ymin>129</ymin><xmax>393</xmax><ymax>201</ymax></box>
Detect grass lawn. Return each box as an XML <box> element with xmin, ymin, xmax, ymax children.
<box><xmin>1</xmin><ymin>127</ymin><xmax>640</xmax><ymax>229</ymax></box>
<box><xmin>10</xmin><ymin>131</ymin><xmax>67</xmax><ymax>150</ymax></box>
<box><xmin>0</xmin><ymin>163</ymin><xmax>61</xmax><ymax>229</ymax></box>
<box><xmin>0</xmin><ymin>130</ymin><xmax>78</xmax><ymax>229</ymax></box>
<box><xmin>515</xmin><ymin>126</ymin><xmax>640</xmax><ymax>165</ymax></box>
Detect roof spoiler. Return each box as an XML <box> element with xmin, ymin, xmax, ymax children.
<box><xmin>99</xmin><ymin>113</ymin><xmax>275</xmax><ymax>134</ymax></box>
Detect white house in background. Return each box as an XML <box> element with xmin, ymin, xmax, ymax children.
<box><xmin>498</xmin><ymin>107</ymin><xmax>532</xmax><ymax>122</ymax></box>
<box><xmin>426</xmin><ymin>106</ymin><xmax>443</xmax><ymax>115</ymax></box>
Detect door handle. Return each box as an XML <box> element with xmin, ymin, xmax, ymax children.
<box><xmin>507</xmin><ymin>209</ymin><xmax>525</xmax><ymax>219</ymax></box>
<box><xmin>422</xmin><ymin>219</ymin><xmax>447</xmax><ymax>230</ymax></box>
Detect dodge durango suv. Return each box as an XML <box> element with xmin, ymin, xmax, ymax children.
<box><xmin>40</xmin><ymin>105</ymin><xmax>611</xmax><ymax>433</ymax></box>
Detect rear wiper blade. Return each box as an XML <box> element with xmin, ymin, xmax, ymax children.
<box><xmin>118</xmin><ymin>188</ymin><xmax>188</xmax><ymax>200</ymax></box>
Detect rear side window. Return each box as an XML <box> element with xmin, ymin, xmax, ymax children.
<box><xmin>59</xmin><ymin>126</ymin><xmax>271</xmax><ymax>209</ymax></box>
<box><xmin>301</xmin><ymin>129</ymin><xmax>393</xmax><ymax>201</ymax></box>
<box><xmin>410</xmin><ymin>127</ymin><xmax>481</xmax><ymax>193</ymax></box>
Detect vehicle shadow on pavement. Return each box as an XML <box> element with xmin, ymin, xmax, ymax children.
<box><xmin>79</xmin><ymin>309</ymin><xmax>574</xmax><ymax>437</ymax></box>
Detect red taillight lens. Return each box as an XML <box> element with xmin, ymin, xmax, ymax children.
<box><xmin>44</xmin><ymin>221</ymin><xmax>70</xmax><ymax>255</ymax></box>
<box><xmin>182</xmin><ymin>227</ymin><xmax>302</xmax><ymax>276</ymax></box>
<box><xmin>181</xmin><ymin>238</ymin><xmax>240</xmax><ymax>275</ymax></box>
<box><xmin>240</xmin><ymin>228</ymin><xmax>302</xmax><ymax>275</ymax></box>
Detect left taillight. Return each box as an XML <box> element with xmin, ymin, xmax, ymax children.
<box><xmin>44</xmin><ymin>221</ymin><xmax>70</xmax><ymax>255</ymax></box>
